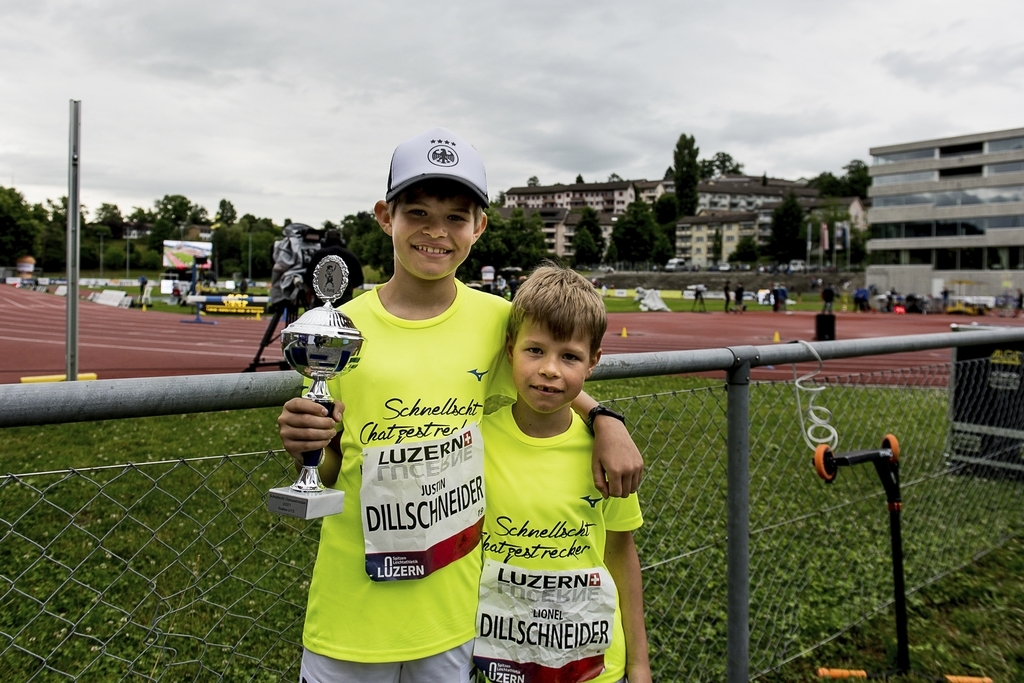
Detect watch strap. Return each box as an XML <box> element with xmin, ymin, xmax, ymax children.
<box><xmin>587</xmin><ymin>404</ymin><xmax>625</xmax><ymax>434</ymax></box>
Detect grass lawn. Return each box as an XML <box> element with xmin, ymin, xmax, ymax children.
<box><xmin>766</xmin><ymin>534</ymin><xmax>1024</xmax><ymax>681</ymax></box>
<box><xmin>0</xmin><ymin>374</ymin><xmax>1019</xmax><ymax>681</ymax></box>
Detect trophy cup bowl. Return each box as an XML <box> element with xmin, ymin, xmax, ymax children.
<box><xmin>267</xmin><ymin>255</ymin><xmax>365</xmax><ymax>519</ymax></box>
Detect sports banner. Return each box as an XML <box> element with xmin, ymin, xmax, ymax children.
<box><xmin>361</xmin><ymin>424</ymin><xmax>485</xmax><ymax>581</ymax></box>
<box><xmin>474</xmin><ymin>560</ymin><xmax>617</xmax><ymax>683</ymax></box>
<box><xmin>820</xmin><ymin>222</ymin><xmax>829</xmax><ymax>252</ymax></box>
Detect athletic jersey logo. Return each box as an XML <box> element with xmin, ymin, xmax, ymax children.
<box><xmin>580</xmin><ymin>495</ymin><xmax>602</xmax><ymax>508</ymax></box>
<box><xmin>428</xmin><ymin>143</ymin><xmax>458</xmax><ymax>167</ymax></box>
<box><xmin>468</xmin><ymin>368</ymin><xmax>488</xmax><ymax>381</ymax></box>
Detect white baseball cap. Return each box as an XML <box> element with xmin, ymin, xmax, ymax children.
<box><xmin>386</xmin><ymin>127</ymin><xmax>488</xmax><ymax>207</ymax></box>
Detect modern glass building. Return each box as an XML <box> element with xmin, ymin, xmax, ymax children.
<box><xmin>866</xmin><ymin>127</ymin><xmax>1024</xmax><ymax>296</ymax></box>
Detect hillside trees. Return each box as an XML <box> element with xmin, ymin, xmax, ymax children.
<box><xmin>673</xmin><ymin>134</ymin><xmax>701</xmax><ymax>217</ymax></box>
<box><xmin>610</xmin><ymin>201</ymin><xmax>658</xmax><ymax>266</ymax></box>
<box><xmin>461</xmin><ymin>208</ymin><xmax>548</xmax><ymax>280</ymax></box>
<box><xmin>650</xmin><ymin>226</ymin><xmax>675</xmax><ymax>265</ymax></box>
<box><xmin>215</xmin><ymin>199</ymin><xmax>237</xmax><ymax>226</ymax></box>
<box><xmin>212</xmin><ymin>213</ymin><xmax>281</xmax><ymax>278</ymax></box>
<box><xmin>808</xmin><ymin>160</ymin><xmax>871</xmax><ymax>199</ymax></box>
<box><xmin>573</xmin><ymin>205</ymin><xmax>602</xmax><ymax>259</ymax></box>
<box><xmin>654</xmin><ymin>193</ymin><xmax>678</xmax><ymax>225</ymax></box>
<box><xmin>699</xmin><ymin>152</ymin><xmax>744</xmax><ymax>180</ymax></box>
<box><xmin>730</xmin><ymin>235</ymin><xmax>759</xmax><ymax>263</ymax></box>
<box><xmin>767</xmin><ymin>192</ymin><xmax>805</xmax><ymax>262</ymax></box>
<box><xmin>571</xmin><ymin>227</ymin><xmax>600</xmax><ymax>267</ymax></box>
<box><xmin>0</xmin><ymin>187</ymin><xmax>44</xmax><ymax>266</ymax></box>
<box><xmin>94</xmin><ymin>203</ymin><xmax>124</xmax><ymax>234</ymax></box>
<box><xmin>345</xmin><ymin>211</ymin><xmax>393</xmax><ymax>278</ymax></box>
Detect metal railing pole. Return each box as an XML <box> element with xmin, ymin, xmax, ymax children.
<box><xmin>726</xmin><ymin>347</ymin><xmax>757</xmax><ymax>683</ymax></box>
<box><xmin>0</xmin><ymin>371</ymin><xmax>303</xmax><ymax>427</ymax></box>
<box><xmin>66</xmin><ymin>100</ymin><xmax>81</xmax><ymax>381</ymax></box>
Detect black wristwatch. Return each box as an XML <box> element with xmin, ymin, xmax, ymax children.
<box><xmin>587</xmin><ymin>404</ymin><xmax>626</xmax><ymax>434</ymax></box>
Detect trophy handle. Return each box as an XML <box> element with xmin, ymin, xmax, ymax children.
<box><xmin>301</xmin><ymin>398</ymin><xmax>336</xmax><ymax>468</ymax></box>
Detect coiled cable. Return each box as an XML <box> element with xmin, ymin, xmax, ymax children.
<box><xmin>792</xmin><ymin>340</ymin><xmax>839</xmax><ymax>452</ymax></box>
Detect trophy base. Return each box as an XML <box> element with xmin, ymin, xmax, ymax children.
<box><xmin>267</xmin><ymin>487</ymin><xmax>345</xmax><ymax>519</ymax></box>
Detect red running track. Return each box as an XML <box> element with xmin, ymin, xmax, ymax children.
<box><xmin>0</xmin><ymin>286</ymin><xmax>286</xmax><ymax>383</ymax></box>
<box><xmin>3</xmin><ymin>285</ymin><xmax>1023</xmax><ymax>384</ymax></box>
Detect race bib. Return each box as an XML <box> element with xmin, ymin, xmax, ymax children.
<box><xmin>361</xmin><ymin>424</ymin><xmax>485</xmax><ymax>581</ymax></box>
<box><xmin>474</xmin><ymin>559</ymin><xmax>617</xmax><ymax>683</ymax></box>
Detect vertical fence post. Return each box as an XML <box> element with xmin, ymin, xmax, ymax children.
<box><xmin>66</xmin><ymin>99</ymin><xmax>81</xmax><ymax>382</ymax></box>
<box><xmin>726</xmin><ymin>347</ymin><xmax>755</xmax><ymax>683</ymax></box>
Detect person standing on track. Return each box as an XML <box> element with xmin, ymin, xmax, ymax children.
<box><xmin>723</xmin><ymin>280</ymin><xmax>731</xmax><ymax>313</ymax></box>
<box><xmin>821</xmin><ymin>284</ymin><xmax>835</xmax><ymax>314</ymax></box>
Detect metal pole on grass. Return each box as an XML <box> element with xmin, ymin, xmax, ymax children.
<box><xmin>66</xmin><ymin>100</ymin><xmax>81</xmax><ymax>382</ymax></box>
<box><xmin>726</xmin><ymin>346</ymin><xmax>756</xmax><ymax>683</ymax></box>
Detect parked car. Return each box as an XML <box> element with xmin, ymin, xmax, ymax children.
<box><xmin>664</xmin><ymin>258</ymin><xmax>683</xmax><ymax>272</ymax></box>
<box><xmin>789</xmin><ymin>259</ymin><xmax>807</xmax><ymax>273</ymax></box>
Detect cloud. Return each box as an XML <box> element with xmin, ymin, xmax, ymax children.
<box><xmin>879</xmin><ymin>46</ymin><xmax>1024</xmax><ymax>90</ymax></box>
<box><xmin>715</xmin><ymin>110</ymin><xmax>846</xmax><ymax>147</ymax></box>
<box><xmin>2</xmin><ymin>1</ymin><xmax>1024</xmax><ymax>223</ymax></box>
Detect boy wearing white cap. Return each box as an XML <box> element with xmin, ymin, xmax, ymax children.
<box><xmin>277</xmin><ymin>128</ymin><xmax>643</xmax><ymax>683</ymax></box>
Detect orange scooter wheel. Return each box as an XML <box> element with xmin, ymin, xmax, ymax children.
<box><xmin>814</xmin><ymin>444</ymin><xmax>836</xmax><ymax>482</ymax></box>
<box><xmin>882</xmin><ymin>433</ymin><xmax>900</xmax><ymax>462</ymax></box>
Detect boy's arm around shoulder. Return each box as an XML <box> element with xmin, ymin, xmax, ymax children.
<box><xmin>573</xmin><ymin>391</ymin><xmax>643</xmax><ymax>499</ymax></box>
<box><xmin>605</xmin><ymin>530</ymin><xmax>652</xmax><ymax>683</ymax></box>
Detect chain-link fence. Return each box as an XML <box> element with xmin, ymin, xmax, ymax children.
<box><xmin>2</xmin><ymin>345</ymin><xmax>1023</xmax><ymax>681</ymax></box>
<box><xmin>620</xmin><ymin>360</ymin><xmax>1022</xmax><ymax>680</ymax></box>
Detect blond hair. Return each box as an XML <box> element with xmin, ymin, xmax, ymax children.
<box><xmin>508</xmin><ymin>262</ymin><xmax>607</xmax><ymax>356</ymax></box>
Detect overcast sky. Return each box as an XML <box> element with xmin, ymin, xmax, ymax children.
<box><xmin>2</xmin><ymin>0</ymin><xmax>1023</xmax><ymax>226</ymax></box>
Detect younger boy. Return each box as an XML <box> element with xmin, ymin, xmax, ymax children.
<box><xmin>475</xmin><ymin>264</ymin><xmax>651</xmax><ymax>683</ymax></box>
<box><xmin>277</xmin><ymin>129</ymin><xmax>643</xmax><ymax>683</ymax></box>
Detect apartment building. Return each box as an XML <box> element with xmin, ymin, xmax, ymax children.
<box><xmin>675</xmin><ymin>211</ymin><xmax>758</xmax><ymax>268</ymax></box>
<box><xmin>493</xmin><ymin>207</ymin><xmax>570</xmax><ymax>257</ymax></box>
<box><xmin>504</xmin><ymin>174</ymin><xmax>864</xmax><ymax>267</ymax></box>
<box><xmin>491</xmin><ymin>206</ymin><xmax>617</xmax><ymax>260</ymax></box>
<box><xmin>866</xmin><ymin>127</ymin><xmax>1024</xmax><ymax>295</ymax></box>
<box><xmin>504</xmin><ymin>181</ymin><xmax>636</xmax><ymax>214</ymax></box>
<box><xmin>672</xmin><ymin>175</ymin><xmax>865</xmax><ymax>267</ymax></box>
<box><xmin>697</xmin><ymin>175</ymin><xmax>818</xmax><ymax>214</ymax></box>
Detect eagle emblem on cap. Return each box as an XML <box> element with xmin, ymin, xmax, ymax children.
<box><xmin>428</xmin><ymin>144</ymin><xmax>459</xmax><ymax>167</ymax></box>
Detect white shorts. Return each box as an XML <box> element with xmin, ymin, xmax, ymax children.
<box><xmin>299</xmin><ymin>640</ymin><xmax>474</xmax><ymax>683</ymax></box>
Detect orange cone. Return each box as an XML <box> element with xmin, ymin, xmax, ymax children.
<box><xmin>773</xmin><ymin>331</ymin><xmax>781</xmax><ymax>343</ymax></box>
<box><xmin>621</xmin><ymin>327</ymin><xmax>628</xmax><ymax>337</ymax></box>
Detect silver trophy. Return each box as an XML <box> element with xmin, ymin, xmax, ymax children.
<box><xmin>267</xmin><ymin>255</ymin><xmax>365</xmax><ymax>519</ymax></box>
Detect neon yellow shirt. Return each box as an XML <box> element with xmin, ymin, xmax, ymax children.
<box><xmin>303</xmin><ymin>281</ymin><xmax>514</xmax><ymax>662</ymax></box>
<box><xmin>478</xmin><ymin>407</ymin><xmax>643</xmax><ymax>683</ymax></box>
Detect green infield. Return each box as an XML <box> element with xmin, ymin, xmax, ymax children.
<box><xmin>0</xmin><ymin>374</ymin><xmax>1019</xmax><ymax>681</ymax></box>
